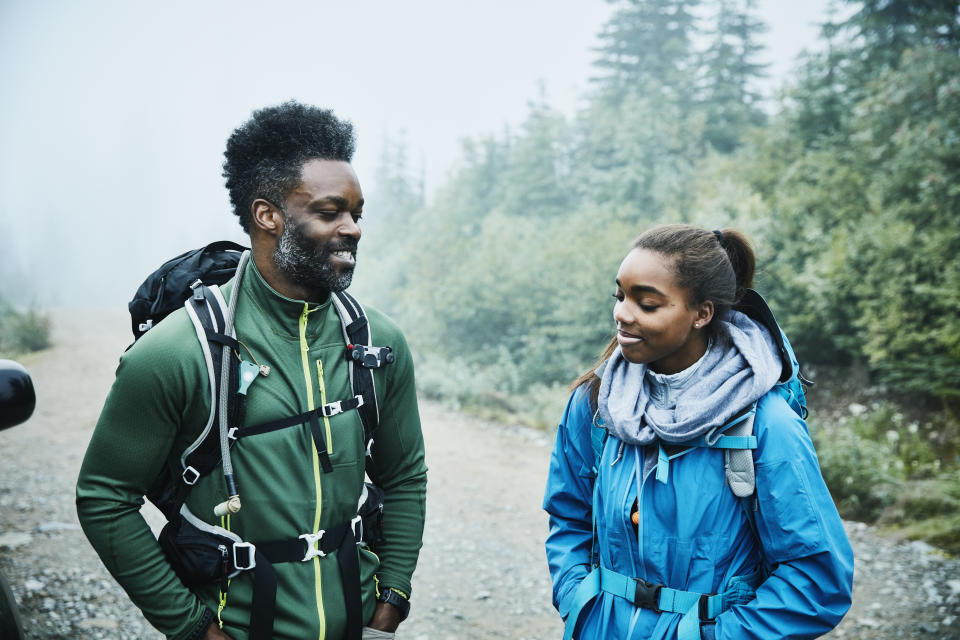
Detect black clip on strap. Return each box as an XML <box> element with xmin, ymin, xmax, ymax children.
<box><xmin>346</xmin><ymin>344</ymin><xmax>394</xmax><ymax>369</ymax></box>
<box><xmin>633</xmin><ymin>578</ymin><xmax>662</xmax><ymax>613</ymax></box>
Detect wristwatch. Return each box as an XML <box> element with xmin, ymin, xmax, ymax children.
<box><xmin>377</xmin><ymin>588</ymin><xmax>410</xmax><ymax>621</ymax></box>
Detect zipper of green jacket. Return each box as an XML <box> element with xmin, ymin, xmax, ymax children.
<box><xmin>299</xmin><ymin>303</ymin><xmax>326</xmax><ymax>640</ymax></box>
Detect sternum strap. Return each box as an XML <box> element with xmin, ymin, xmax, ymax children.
<box><xmin>231</xmin><ymin>397</ymin><xmax>365</xmax><ymax>474</ymax></box>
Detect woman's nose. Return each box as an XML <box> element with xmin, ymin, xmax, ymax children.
<box><xmin>613</xmin><ymin>300</ymin><xmax>631</xmax><ymax>325</ymax></box>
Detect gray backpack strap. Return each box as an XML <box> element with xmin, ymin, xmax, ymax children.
<box><xmin>723</xmin><ymin>412</ymin><xmax>756</xmax><ymax>498</ymax></box>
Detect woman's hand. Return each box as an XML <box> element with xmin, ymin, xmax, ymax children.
<box><xmin>202</xmin><ymin>622</ymin><xmax>234</xmax><ymax>639</ymax></box>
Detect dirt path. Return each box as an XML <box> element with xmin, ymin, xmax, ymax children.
<box><xmin>0</xmin><ymin>311</ymin><xmax>957</xmax><ymax>639</ymax></box>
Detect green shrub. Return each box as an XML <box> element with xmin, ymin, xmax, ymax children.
<box><xmin>814</xmin><ymin>401</ymin><xmax>960</xmax><ymax>543</ymax></box>
<box><xmin>415</xmin><ymin>353</ymin><xmax>570</xmax><ymax>430</ymax></box>
<box><xmin>0</xmin><ymin>303</ymin><xmax>52</xmax><ymax>356</ymax></box>
<box><xmin>877</xmin><ymin>471</ymin><xmax>960</xmax><ymax>554</ymax></box>
<box><xmin>813</xmin><ymin>419</ymin><xmax>903</xmax><ymax>522</ymax></box>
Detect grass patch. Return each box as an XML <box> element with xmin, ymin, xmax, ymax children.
<box><xmin>415</xmin><ymin>354</ymin><xmax>570</xmax><ymax>430</ymax></box>
<box><xmin>876</xmin><ymin>472</ymin><xmax>960</xmax><ymax>554</ymax></box>
<box><xmin>0</xmin><ymin>298</ymin><xmax>52</xmax><ymax>357</ymax></box>
<box><xmin>813</xmin><ymin>402</ymin><xmax>960</xmax><ymax>554</ymax></box>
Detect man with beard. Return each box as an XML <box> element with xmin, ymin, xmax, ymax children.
<box><xmin>77</xmin><ymin>102</ymin><xmax>427</xmax><ymax>640</ymax></box>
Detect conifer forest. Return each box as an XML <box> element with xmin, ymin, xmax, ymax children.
<box><xmin>353</xmin><ymin>0</ymin><xmax>960</xmax><ymax>550</ymax></box>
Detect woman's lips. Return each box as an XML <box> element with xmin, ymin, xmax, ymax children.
<box><xmin>617</xmin><ymin>330</ymin><xmax>643</xmax><ymax>346</ymax></box>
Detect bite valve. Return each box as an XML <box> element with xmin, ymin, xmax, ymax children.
<box><xmin>213</xmin><ymin>495</ymin><xmax>242</xmax><ymax>517</ymax></box>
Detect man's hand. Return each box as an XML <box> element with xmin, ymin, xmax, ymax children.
<box><xmin>366</xmin><ymin>601</ymin><xmax>403</xmax><ymax>633</ymax></box>
<box><xmin>202</xmin><ymin>622</ymin><xmax>234</xmax><ymax>639</ymax></box>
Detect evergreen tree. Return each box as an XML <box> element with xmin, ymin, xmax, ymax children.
<box><xmin>843</xmin><ymin>0</ymin><xmax>960</xmax><ymax>72</ymax></box>
<box><xmin>351</xmin><ymin>133</ymin><xmax>425</xmax><ymax>314</ymax></box>
<box><xmin>591</xmin><ymin>0</ymin><xmax>701</xmax><ymax>110</ymax></box>
<box><xmin>698</xmin><ymin>0</ymin><xmax>769</xmax><ymax>152</ymax></box>
<box><xmin>433</xmin><ymin>132</ymin><xmax>511</xmax><ymax>235</ymax></box>
<box><xmin>502</xmin><ymin>89</ymin><xmax>573</xmax><ymax>218</ymax></box>
<box><xmin>371</xmin><ymin>133</ymin><xmax>425</xmax><ymax>225</ymax></box>
<box><xmin>786</xmin><ymin>2</ymin><xmax>849</xmax><ymax>145</ymax></box>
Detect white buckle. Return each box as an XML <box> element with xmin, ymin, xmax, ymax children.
<box><xmin>227</xmin><ymin>427</ymin><xmax>238</xmax><ymax>441</ymax></box>
<box><xmin>299</xmin><ymin>531</ymin><xmax>326</xmax><ymax>561</ymax></box>
<box><xmin>232</xmin><ymin>542</ymin><xmax>256</xmax><ymax>570</ymax></box>
<box><xmin>321</xmin><ymin>401</ymin><xmax>343</xmax><ymax>418</ymax></box>
<box><xmin>182</xmin><ymin>466</ymin><xmax>200</xmax><ymax>485</ymax></box>
<box><xmin>351</xmin><ymin>515</ymin><xmax>364</xmax><ymax>544</ymax></box>
<box><xmin>321</xmin><ymin>395</ymin><xmax>364</xmax><ymax>418</ymax></box>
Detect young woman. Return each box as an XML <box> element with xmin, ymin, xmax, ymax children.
<box><xmin>543</xmin><ymin>225</ymin><xmax>853</xmax><ymax>640</ymax></box>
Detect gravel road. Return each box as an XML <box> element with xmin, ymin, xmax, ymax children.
<box><xmin>0</xmin><ymin>310</ymin><xmax>958</xmax><ymax>639</ymax></box>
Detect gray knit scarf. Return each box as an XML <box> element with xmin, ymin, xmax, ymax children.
<box><xmin>597</xmin><ymin>310</ymin><xmax>782</xmax><ymax>446</ymax></box>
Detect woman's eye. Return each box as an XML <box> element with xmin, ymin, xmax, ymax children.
<box><xmin>612</xmin><ymin>293</ymin><xmax>624</xmax><ymax>302</ymax></box>
<box><xmin>640</xmin><ymin>304</ymin><xmax>659</xmax><ymax>312</ymax></box>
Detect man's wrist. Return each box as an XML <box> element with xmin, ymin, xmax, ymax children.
<box><xmin>376</xmin><ymin>587</ymin><xmax>410</xmax><ymax>622</ymax></box>
<box><xmin>184</xmin><ymin>608</ymin><xmax>216</xmax><ymax>640</ymax></box>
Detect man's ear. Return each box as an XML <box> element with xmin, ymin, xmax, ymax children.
<box><xmin>251</xmin><ymin>199</ymin><xmax>283</xmax><ymax>236</ymax></box>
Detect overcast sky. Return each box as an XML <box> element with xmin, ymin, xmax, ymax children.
<box><xmin>0</xmin><ymin>0</ymin><xmax>834</xmax><ymax>306</ymax></box>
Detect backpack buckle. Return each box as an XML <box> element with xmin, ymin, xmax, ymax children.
<box><xmin>182</xmin><ymin>466</ymin><xmax>200</xmax><ymax>485</ymax></box>
<box><xmin>321</xmin><ymin>400</ymin><xmax>345</xmax><ymax>418</ymax></box>
<box><xmin>321</xmin><ymin>395</ymin><xmax>364</xmax><ymax>418</ymax></box>
<box><xmin>232</xmin><ymin>542</ymin><xmax>256</xmax><ymax>571</ymax></box>
<box><xmin>632</xmin><ymin>578</ymin><xmax>662</xmax><ymax>612</ymax></box>
<box><xmin>299</xmin><ymin>531</ymin><xmax>326</xmax><ymax>560</ymax></box>
<box><xmin>699</xmin><ymin>593</ymin><xmax>718</xmax><ymax>620</ymax></box>
<box><xmin>351</xmin><ymin>515</ymin><xmax>363</xmax><ymax>543</ymax></box>
<box><xmin>190</xmin><ymin>279</ymin><xmax>205</xmax><ymax>301</ymax></box>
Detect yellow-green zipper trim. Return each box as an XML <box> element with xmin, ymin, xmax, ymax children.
<box><xmin>299</xmin><ymin>303</ymin><xmax>326</xmax><ymax>640</ymax></box>
<box><xmin>217</xmin><ymin>514</ymin><xmax>232</xmax><ymax>628</ymax></box>
<box><xmin>316</xmin><ymin>360</ymin><xmax>333</xmax><ymax>455</ymax></box>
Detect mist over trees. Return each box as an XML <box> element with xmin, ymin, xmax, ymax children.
<box><xmin>351</xmin><ymin>0</ymin><xmax>960</xmax><ymax>547</ymax></box>
<box><xmin>356</xmin><ymin>0</ymin><xmax>960</xmax><ymax>418</ymax></box>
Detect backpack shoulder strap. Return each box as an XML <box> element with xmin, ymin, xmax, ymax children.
<box><xmin>181</xmin><ymin>282</ymin><xmax>240</xmax><ymax>476</ymax></box>
<box><xmin>331</xmin><ymin>291</ymin><xmax>394</xmax><ymax>475</ymax></box>
<box><xmin>147</xmin><ymin>255</ymin><xmax>249</xmax><ymax>521</ymax></box>
<box><xmin>720</xmin><ymin>407</ymin><xmax>757</xmax><ymax>499</ymax></box>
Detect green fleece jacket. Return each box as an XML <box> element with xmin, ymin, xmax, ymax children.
<box><xmin>76</xmin><ymin>260</ymin><xmax>427</xmax><ymax>640</ymax></box>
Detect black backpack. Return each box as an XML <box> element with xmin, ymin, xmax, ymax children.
<box><xmin>128</xmin><ymin>240</ymin><xmax>246</xmax><ymax>340</ymax></box>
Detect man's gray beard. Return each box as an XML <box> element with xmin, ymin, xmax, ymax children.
<box><xmin>273</xmin><ymin>220</ymin><xmax>355</xmax><ymax>294</ymax></box>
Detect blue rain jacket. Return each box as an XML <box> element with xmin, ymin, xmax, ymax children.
<box><xmin>543</xmin><ymin>383</ymin><xmax>854</xmax><ymax>639</ymax></box>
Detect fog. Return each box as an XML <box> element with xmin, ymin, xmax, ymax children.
<box><xmin>1</xmin><ymin>0</ymin><xmax>830</xmax><ymax>308</ymax></box>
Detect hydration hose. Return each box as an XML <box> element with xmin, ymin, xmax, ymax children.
<box><xmin>213</xmin><ymin>250</ymin><xmax>251</xmax><ymax>518</ymax></box>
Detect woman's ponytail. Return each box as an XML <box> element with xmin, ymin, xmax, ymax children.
<box><xmin>715</xmin><ymin>228</ymin><xmax>755</xmax><ymax>300</ymax></box>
